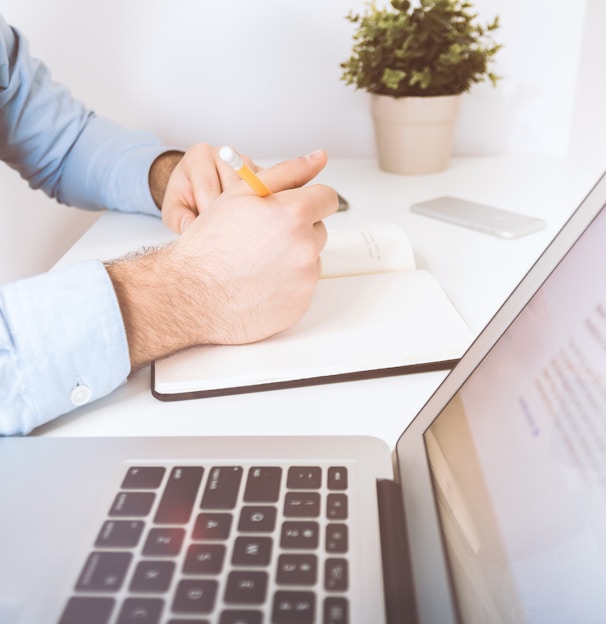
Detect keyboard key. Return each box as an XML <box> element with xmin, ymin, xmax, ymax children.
<box><xmin>129</xmin><ymin>560</ymin><xmax>175</xmax><ymax>592</ymax></box>
<box><xmin>168</xmin><ymin>620</ymin><xmax>210</xmax><ymax>624</ymax></box>
<box><xmin>238</xmin><ymin>506</ymin><xmax>277</xmax><ymax>532</ymax></box>
<box><xmin>280</xmin><ymin>522</ymin><xmax>319</xmax><ymax>550</ymax></box>
<box><xmin>95</xmin><ymin>520</ymin><xmax>144</xmax><ymax>548</ymax></box>
<box><xmin>284</xmin><ymin>492</ymin><xmax>320</xmax><ymax>518</ymax></box>
<box><xmin>172</xmin><ymin>579</ymin><xmax>218</xmax><ymax>614</ymax></box>
<box><xmin>155</xmin><ymin>466</ymin><xmax>204</xmax><ymax>524</ymax></box>
<box><xmin>287</xmin><ymin>467</ymin><xmax>322</xmax><ymax>489</ymax></box>
<box><xmin>58</xmin><ymin>596</ymin><xmax>115</xmax><ymax>624</ymax></box>
<box><xmin>201</xmin><ymin>466</ymin><xmax>243</xmax><ymax>509</ymax></box>
<box><xmin>122</xmin><ymin>467</ymin><xmax>165</xmax><ymax>489</ymax></box>
<box><xmin>326</xmin><ymin>494</ymin><xmax>348</xmax><ymax>520</ymax></box>
<box><xmin>325</xmin><ymin>558</ymin><xmax>348</xmax><ymax>591</ymax></box>
<box><xmin>143</xmin><ymin>528</ymin><xmax>185</xmax><ymax>557</ymax></box>
<box><xmin>325</xmin><ymin>524</ymin><xmax>348</xmax><ymax>553</ymax></box>
<box><xmin>224</xmin><ymin>570</ymin><xmax>268</xmax><ymax>604</ymax></box>
<box><xmin>231</xmin><ymin>536</ymin><xmax>272</xmax><ymax>566</ymax></box>
<box><xmin>116</xmin><ymin>597</ymin><xmax>164</xmax><ymax>624</ymax></box>
<box><xmin>192</xmin><ymin>512</ymin><xmax>233</xmax><ymax>540</ymax></box>
<box><xmin>109</xmin><ymin>492</ymin><xmax>155</xmax><ymax>517</ymax></box>
<box><xmin>272</xmin><ymin>591</ymin><xmax>315</xmax><ymax>624</ymax></box>
<box><xmin>183</xmin><ymin>543</ymin><xmax>226</xmax><ymax>574</ymax></box>
<box><xmin>220</xmin><ymin>610</ymin><xmax>262</xmax><ymax>624</ymax></box>
<box><xmin>323</xmin><ymin>597</ymin><xmax>349</xmax><ymax>624</ymax></box>
<box><xmin>75</xmin><ymin>551</ymin><xmax>132</xmax><ymax>592</ymax></box>
<box><xmin>276</xmin><ymin>554</ymin><xmax>317</xmax><ymax>585</ymax></box>
<box><xmin>327</xmin><ymin>467</ymin><xmax>348</xmax><ymax>491</ymax></box>
<box><xmin>243</xmin><ymin>467</ymin><xmax>282</xmax><ymax>503</ymax></box>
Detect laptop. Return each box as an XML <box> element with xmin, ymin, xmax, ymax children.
<box><xmin>2</xmin><ymin>170</ymin><xmax>606</xmax><ymax>624</ymax></box>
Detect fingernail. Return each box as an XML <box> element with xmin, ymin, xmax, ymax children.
<box><xmin>304</xmin><ymin>149</ymin><xmax>324</xmax><ymax>161</ymax></box>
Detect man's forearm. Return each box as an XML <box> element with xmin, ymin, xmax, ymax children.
<box><xmin>105</xmin><ymin>244</ymin><xmax>209</xmax><ymax>370</ymax></box>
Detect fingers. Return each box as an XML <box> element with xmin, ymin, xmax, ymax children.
<box><xmin>161</xmin><ymin>144</ymin><xmax>333</xmax><ymax>236</ymax></box>
<box><xmin>161</xmin><ymin>143</ymin><xmax>242</xmax><ymax>234</ymax></box>
<box><xmin>161</xmin><ymin>204</ymin><xmax>196</xmax><ymax>235</ymax></box>
<box><xmin>226</xmin><ymin>149</ymin><xmax>336</xmax><ymax>222</ymax></box>
<box><xmin>184</xmin><ymin>144</ymin><xmax>239</xmax><ymax>209</ymax></box>
<box><xmin>250</xmin><ymin>149</ymin><xmax>329</xmax><ymax>196</ymax></box>
<box><xmin>274</xmin><ymin>182</ymin><xmax>339</xmax><ymax>224</ymax></box>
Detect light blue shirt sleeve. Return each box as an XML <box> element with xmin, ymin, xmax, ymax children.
<box><xmin>0</xmin><ymin>14</ymin><xmax>170</xmax><ymax>214</ymax></box>
<box><xmin>0</xmin><ymin>15</ymin><xmax>176</xmax><ymax>434</ymax></box>
<box><xmin>0</xmin><ymin>261</ymin><xmax>131</xmax><ymax>435</ymax></box>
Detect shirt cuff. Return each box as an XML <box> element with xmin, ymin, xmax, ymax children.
<box><xmin>0</xmin><ymin>260</ymin><xmax>131</xmax><ymax>435</ymax></box>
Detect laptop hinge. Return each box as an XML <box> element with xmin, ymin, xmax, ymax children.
<box><xmin>377</xmin><ymin>478</ymin><xmax>419</xmax><ymax>624</ymax></box>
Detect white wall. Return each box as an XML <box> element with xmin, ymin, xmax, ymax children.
<box><xmin>569</xmin><ymin>0</ymin><xmax>606</xmax><ymax>172</ymax></box>
<box><xmin>0</xmin><ymin>0</ymin><xmax>595</xmax><ymax>283</ymax></box>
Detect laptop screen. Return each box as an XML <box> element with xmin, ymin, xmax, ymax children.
<box><xmin>424</xmin><ymin>205</ymin><xmax>606</xmax><ymax>622</ymax></box>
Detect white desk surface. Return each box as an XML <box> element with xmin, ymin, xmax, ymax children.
<box><xmin>34</xmin><ymin>156</ymin><xmax>600</xmax><ymax>443</ymax></box>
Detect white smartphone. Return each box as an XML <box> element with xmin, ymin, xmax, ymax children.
<box><xmin>411</xmin><ymin>196</ymin><xmax>546</xmax><ymax>239</ymax></box>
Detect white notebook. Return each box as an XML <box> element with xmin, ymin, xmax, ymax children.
<box><xmin>153</xmin><ymin>221</ymin><xmax>474</xmax><ymax>400</ymax></box>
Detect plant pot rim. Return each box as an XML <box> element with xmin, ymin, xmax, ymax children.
<box><xmin>370</xmin><ymin>92</ymin><xmax>463</xmax><ymax>101</ymax></box>
<box><xmin>371</xmin><ymin>92</ymin><xmax>461</xmax><ymax>123</ymax></box>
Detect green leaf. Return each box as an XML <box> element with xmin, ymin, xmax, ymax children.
<box><xmin>382</xmin><ymin>68</ymin><xmax>407</xmax><ymax>91</ymax></box>
<box><xmin>339</xmin><ymin>0</ymin><xmax>503</xmax><ymax>96</ymax></box>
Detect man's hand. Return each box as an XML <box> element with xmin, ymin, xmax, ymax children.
<box><xmin>149</xmin><ymin>143</ymin><xmax>259</xmax><ymax>235</ymax></box>
<box><xmin>110</xmin><ymin>149</ymin><xmax>338</xmax><ymax>370</ymax></box>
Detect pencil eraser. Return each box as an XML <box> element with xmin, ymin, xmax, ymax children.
<box><xmin>219</xmin><ymin>145</ymin><xmax>243</xmax><ymax>170</ymax></box>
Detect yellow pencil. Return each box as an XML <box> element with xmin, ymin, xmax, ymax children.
<box><xmin>219</xmin><ymin>145</ymin><xmax>272</xmax><ymax>197</ymax></box>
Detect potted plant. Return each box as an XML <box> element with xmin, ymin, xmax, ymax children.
<box><xmin>340</xmin><ymin>0</ymin><xmax>502</xmax><ymax>174</ymax></box>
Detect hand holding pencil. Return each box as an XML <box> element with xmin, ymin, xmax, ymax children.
<box><xmin>109</xmin><ymin>141</ymin><xmax>339</xmax><ymax>377</ymax></box>
<box><xmin>220</xmin><ymin>145</ymin><xmax>348</xmax><ymax>210</ymax></box>
<box><xmin>148</xmin><ymin>146</ymin><xmax>338</xmax><ymax>348</ymax></box>
<box><xmin>219</xmin><ymin>145</ymin><xmax>272</xmax><ymax>197</ymax></box>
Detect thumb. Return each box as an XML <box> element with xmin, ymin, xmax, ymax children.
<box><xmin>257</xmin><ymin>149</ymin><xmax>328</xmax><ymax>194</ymax></box>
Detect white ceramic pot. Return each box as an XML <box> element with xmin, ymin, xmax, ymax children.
<box><xmin>370</xmin><ymin>93</ymin><xmax>462</xmax><ymax>175</ymax></box>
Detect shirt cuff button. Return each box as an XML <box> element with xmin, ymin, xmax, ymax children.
<box><xmin>70</xmin><ymin>385</ymin><xmax>92</xmax><ymax>406</ymax></box>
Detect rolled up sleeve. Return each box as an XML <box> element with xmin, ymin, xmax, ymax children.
<box><xmin>0</xmin><ymin>13</ymin><xmax>171</xmax><ymax>217</ymax></box>
<box><xmin>0</xmin><ymin>260</ymin><xmax>131</xmax><ymax>435</ymax></box>
<box><xmin>58</xmin><ymin>115</ymin><xmax>170</xmax><ymax>215</ymax></box>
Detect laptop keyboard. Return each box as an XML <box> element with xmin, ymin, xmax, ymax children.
<box><xmin>57</xmin><ymin>463</ymin><xmax>351</xmax><ymax>624</ymax></box>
